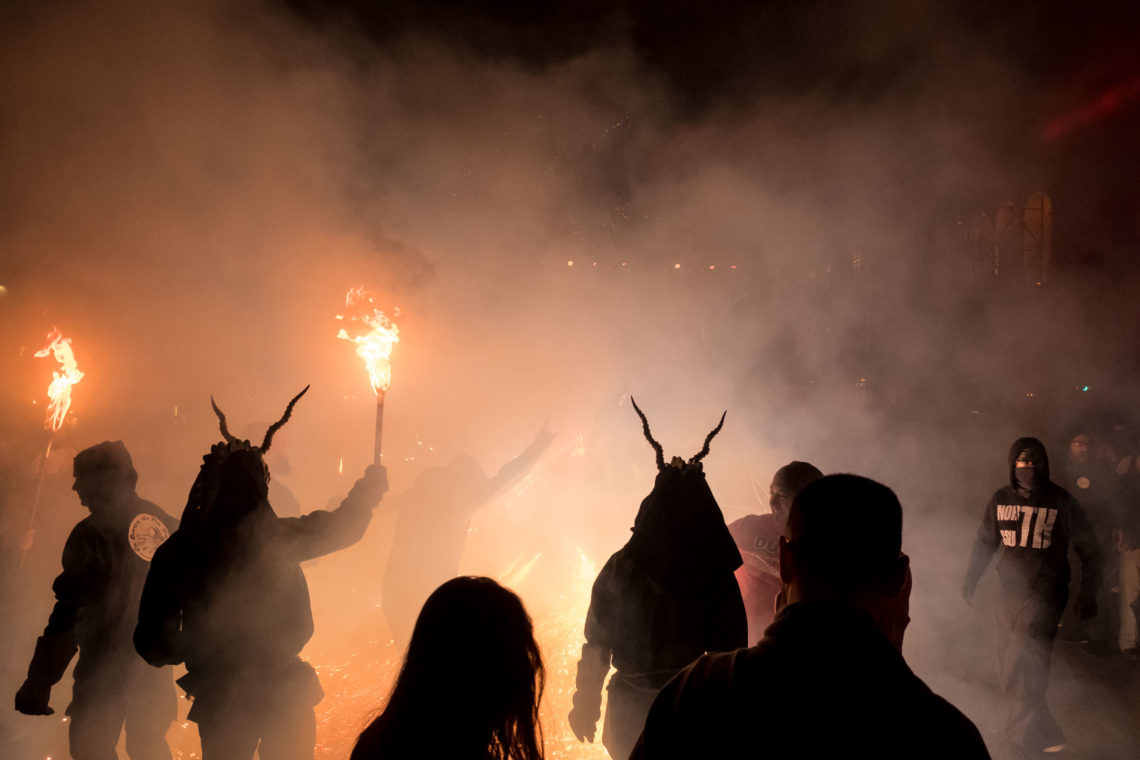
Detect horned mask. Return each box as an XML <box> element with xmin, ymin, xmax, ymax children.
<box><xmin>181</xmin><ymin>386</ymin><xmax>309</xmax><ymax>527</ymax></box>
<box><xmin>630</xmin><ymin>397</ymin><xmax>726</xmax><ymax>471</ymax></box>
<box><xmin>624</xmin><ymin>397</ymin><xmax>740</xmax><ymax>588</ymax></box>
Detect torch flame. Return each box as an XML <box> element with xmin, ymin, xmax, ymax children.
<box><xmin>336</xmin><ymin>287</ymin><xmax>399</xmax><ymax>395</ymax></box>
<box><xmin>33</xmin><ymin>328</ymin><xmax>84</xmax><ymax>432</ymax></box>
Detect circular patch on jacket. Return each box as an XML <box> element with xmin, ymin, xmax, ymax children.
<box><xmin>128</xmin><ymin>514</ymin><xmax>171</xmax><ymax>561</ymax></box>
<box><xmin>1076</xmin><ymin>476</ymin><xmax>1091</xmax><ymax>489</ymax></box>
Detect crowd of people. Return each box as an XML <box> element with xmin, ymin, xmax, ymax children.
<box><xmin>14</xmin><ymin>390</ymin><xmax>389</xmax><ymax>760</ymax></box>
<box><xmin>1052</xmin><ymin>427</ymin><xmax>1140</xmax><ymax>662</ymax></box>
<box><xmin>8</xmin><ymin>395</ymin><xmax>1140</xmax><ymax>760</ymax></box>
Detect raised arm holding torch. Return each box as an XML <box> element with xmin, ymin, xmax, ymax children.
<box><xmin>336</xmin><ymin>287</ymin><xmax>399</xmax><ymax>465</ymax></box>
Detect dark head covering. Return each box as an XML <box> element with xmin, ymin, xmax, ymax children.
<box><xmin>73</xmin><ymin>440</ymin><xmax>138</xmax><ymax>488</ymax></box>
<box><xmin>1008</xmin><ymin>436</ymin><xmax>1050</xmax><ymax>490</ymax></box>
<box><xmin>623</xmin><ymin>400</ymin><xmax>740</xmax><ymax>591</ymax></box>
<box><xmin>624</xmin><ymin>465</ymin><xmax>742</xmax><ymax>592</ymax></box>
<box><xmin>181</xmin><ymin>441</ymin><xmax>264</xmax><ymax>531</ymax></box>
<box><xmin>772</xmin><ymin>461</ymin><xmax>823</xmax><ymax>497</ymax></box>
<box><xmin>181</xmin><ymin>388</ymin><xmax>307</xmax><ymax>531</ymax></box>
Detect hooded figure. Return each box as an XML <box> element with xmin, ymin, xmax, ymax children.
<box><xmin>15</xmin><ymin>440</ymin><xmax>178</xmax><ymax>760</ymax></box>
<box><xmin>962</xmin><ymin>437</ymin><xmax>1101</xmax><ymax>759</ymax></box>
<box><xmin>568</xmin><ymin>401</ymin><xmax>746</xmax><ymax>760</ymax></box>
<box><xmin>133</xmin><ymin>388</ymin><xmax>388</xmax><ymax>760</ymax></box>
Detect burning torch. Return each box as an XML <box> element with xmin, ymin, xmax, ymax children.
<box><xmin>337</xmin><ymin>288</ymin><xmax>399</xmax><ymax>465</ymax></box>
<box><xmin>23</xmin><ymin>328</ymin><xmax>85</xmax><ymax>567</ymax></box>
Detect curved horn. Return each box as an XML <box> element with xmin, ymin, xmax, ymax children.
<box><xmin>691</xmin><ymin>410</ymin><xmax>727</xmax><ymax>463</ymax></box>
<box><xmin>211</xmin><ymin>397</ymin><xmax>238</xmax><ymax>444</ymax></box>
<box><xmin>630</xmin><ymin>396</ymin><xmax>665</xmax><ymax>470</ymax></box>
<box><xmin>260</xmin><ymin>385</ymin><xmax>310</xmax><ymax>452</ymax></box>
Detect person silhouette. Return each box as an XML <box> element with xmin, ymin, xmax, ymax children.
<box><xmin>963</xmin><ymin>437</ymin><xmax>1101</xmax><ymax>757</ymax></box>
<box><xmin>134</xmin><ymin>389</ymin><xmax>388</xmax><ymax>760</ymax></box>
<box><xmin>727</xmin><ymin>461</ymin><xmax>822</xmax><ymax>642</ymax></box>
<box><xmin>633</xmin><ymin>475</ymin><xmax>989</xmax><ymax>760</ymax></box>
<box><xmin>569</xmin><ymin>401</ymin><xmax>745</xmax><ymax>760</ymax></box>
<box><xmin>15</xmin><ymin>441</ymin><xmax>177</xmax><ymax>760</ymax></box>
<box><xmin>380</xmin><ymin>425</ymin><xmax>554</xmax><ymax>644</ymax></box>
<box><xmin>352</xmin><ymin>576</ymin><xmax>545</xmax><ymax>760</ymax></box>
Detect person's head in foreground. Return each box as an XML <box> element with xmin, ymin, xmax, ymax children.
<box><xmin>627</xmin><ymin>473</ymin><xmax>989</xmax><ymax>760</ymax></box>
<box><xmin>352</xmin><ymin>576</ymin><xmax>545</xmax><ymax>760</ymax></box>
<box><xmin>779</xmin><ymin>474</ymin><xmax>909</xmax><ymax>628</ymax></box>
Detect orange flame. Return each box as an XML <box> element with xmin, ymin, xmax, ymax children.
<box><xmin>336</xmin><ymin>288</ymin><xmax>399</xmax><ymax>396</ymax></box>
<box><xmin>33</xmin><ymin>328</ymin><xmax>84</xmax><ymax>432</ymax></box>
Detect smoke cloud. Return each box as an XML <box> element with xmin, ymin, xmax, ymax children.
<box><xmin>3</xmin><ymin>1</ymin><xmax>1138</xmax><ymax>757</ymax></box>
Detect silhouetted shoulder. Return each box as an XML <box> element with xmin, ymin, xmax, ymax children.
<box><xmin>926</xmin><ymin>692</ymin><xmax>991</xmax><ymax>758</ymax></box>
<box><xmin>632</xmin><ymin>604</ymin><xmax>991</xmax><ymax>760</ymax></box>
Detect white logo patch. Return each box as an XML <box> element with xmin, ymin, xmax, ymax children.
<box><xmin>128</xmin><ymin>514</ymin><xmax>170</xmax><ymax>561</ymax></box>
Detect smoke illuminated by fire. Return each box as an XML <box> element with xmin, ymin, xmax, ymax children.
<box><xmin>33</xmin><ymin>328</ymin><xmax>84</xmax><ymax>432</ymax></box>
<box><xmin>336</xmin><ymin>287</ymin><xmax>400</xmax><ymax>396</ymax></box>
<box><xmin>300</xmin><ymin>550</ymin><xmax>609</xmax><ymax>759</ymax></box>
<box><xmin>7</xmin><ymin>2</ymin><xmax>1140</xmax><ymax>759</ymax></box>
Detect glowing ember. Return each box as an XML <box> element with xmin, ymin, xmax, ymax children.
<box><xmin>33</xmin><ymin>328</ymin><xmax>84</xmax><ymax>432</ymax></box>
<box><xmin>336</xmin><ymin>287</ymin><xmax>399</xmax><ymax>396</ymax></box>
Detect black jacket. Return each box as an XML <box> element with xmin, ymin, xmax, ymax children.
<box><xmin>572</xmin><ymin>466</ymin><xmax>746</xmax><ymax>727</ymax></box>
<box><xmin>134</xmin><ymin>474</ymin><xmax>380</xmax><ymax>679</ymax></box>
<box><xmin>631</xmin><ymin>601</ymin><xmax>991</xmax><ymax>760</ymax></box>
<box><xmin>964</xmin><ymin>437</ymin><xmax>1101</xmax><ymax>600</ymax></box>
<box><xmin>25</xmin><ymin>496</ymin><xmax>177</xmax><ymax>690</ymax></box>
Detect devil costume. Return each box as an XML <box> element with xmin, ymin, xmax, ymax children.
<box><xmin>569</xmin><ymin>401</ymin><xmax>746</xmax><ymax>760</ymax></box>
<box><xmin>134</xmin><ymin>388</ymin><xmax>388</xmax><ymax>760</ymax></box>
<box><xmin>962</xmin><ymin>437</ymin><xmax>1101</xmax><ymax>758</ymax></box>
<box><xmin>15</xmin><ymin>441</ymin><xmax>178</xmax><ymax>760</ymax></box>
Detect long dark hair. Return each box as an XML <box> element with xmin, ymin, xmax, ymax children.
<box><xmin>352</xmin><ymin>577</ymin><xmax>545</xmax><ymax>760</ymax></box>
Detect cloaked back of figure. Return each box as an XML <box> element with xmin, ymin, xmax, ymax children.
<box><xmin>135</xmin><ymin>388</ymin><xmax>314</xmax><ymax>670</ymax></box>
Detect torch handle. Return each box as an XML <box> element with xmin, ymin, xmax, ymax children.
<box><xmin>20</xmin><ymin>437</ymin><xmax>54</xmax><ymax>571</ymax></box>
<box><xmin>373</xmin><ymin>392</ymin><xmax>385</xmax><ymax>465</ymax></box>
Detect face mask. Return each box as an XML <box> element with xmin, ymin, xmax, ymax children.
<box><xmin>1014</xmin><ymin>467</ymin><xmax>1038</xmax><ymax>493</ymax></box>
